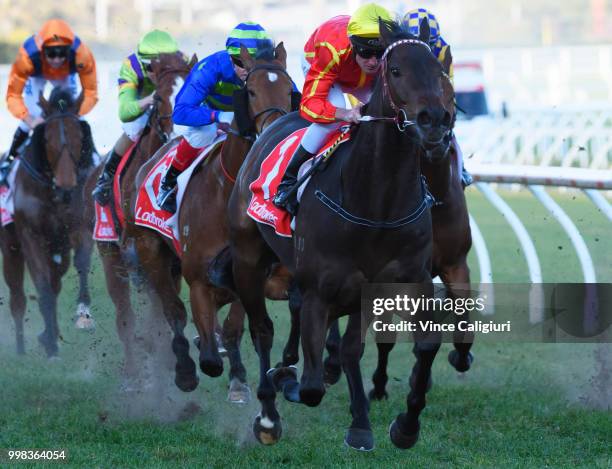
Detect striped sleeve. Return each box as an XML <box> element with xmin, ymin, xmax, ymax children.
<box><xmin>117</xmin><ymin>57</ymin><xmax>144</xmax><ymax>122</ymax></box>
<box><xmin>299</xmin><ymin>42</ymin><xmax>342</xmax><ymax>123</ymax></box>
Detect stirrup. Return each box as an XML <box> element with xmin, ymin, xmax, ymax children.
<box><xmin>92</xmin><ymin>173</ymin><xmax>113</xmax><ymax>205</ymax></box>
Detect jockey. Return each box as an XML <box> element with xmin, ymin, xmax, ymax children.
<box><xmin>273</xmin><ymin>3</ymin><xmax>392</xmax><ymax>215</ymax></box>
<box><xmin>1</xmin><ymin>19</ymin><xmax>97</xmax><ymax>186</ymax></box>
<box><xmin>404</xmin><ymin>7</ymin><xmax>473</xmax><ymax>186</ymax></box>
<box><xmin>92</xmin><ymin>29</ymin><xmax>180</xmax><ymax>205</ymax></box>
<box><xmin>155</xmin><ymin>22</ymin><xmax>273</xmax><ymax>213</ymax></box>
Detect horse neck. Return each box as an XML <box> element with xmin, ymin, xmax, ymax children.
<box><xmin>341</xmin><ymin>95</ymin><xmax>423</xmax><ymax>219</ymax></box>
<box><xmin>215</xmin><ymin>130</ymin><xmax>251</xmax><ymax>184</ymax></box>
<box><xmin>421</xmin><ymin>154</ymin><xmax>452</xmax><ymax>202</ymax></box>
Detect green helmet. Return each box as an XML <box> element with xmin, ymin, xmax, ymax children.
<box><xmin>137</xmin><ymin>29</ymin><xmax>179</xmax><ymax>59</ymax></box>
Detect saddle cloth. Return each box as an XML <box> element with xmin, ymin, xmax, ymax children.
<box><xmin>134</xmin><ymin>134</ymin><xmax>226</xmax><ymax>256</ymax></box>
<box><xmin>247</xmin><ymin>126</ymin><xmax>351</xmax><ymax>237</ymax></box>
<box><xmin>0</xmin><ymin>160</ymin><xmax>21</xmax><ymax>227</ymax></box>
<box><xmin>93</xmin><ymin>141</ymin><xmax>137</xmax><ymax>242</ymax></box>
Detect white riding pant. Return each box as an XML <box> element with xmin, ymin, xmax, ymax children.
<box><xmin>19</xmin><ymin>74</ymin><xmax>79</xmax><ymax>132</ymax></box>
<box><xmin>299</xmin><ymin>54</ymin><xmax>372</xmax><ymax>154</ymax></box>
<box><xmin>121</xmin><ymin>108</ymin><xmax>151</xmax><ymax>142</ymax></box>
<box><xmin>173</xmin><ymin>111</ymin><xmax>234</xmax><ymax>149</ymax></box>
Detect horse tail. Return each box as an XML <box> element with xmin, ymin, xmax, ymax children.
<box><xmin>208</xmin><ymin>245</ymin><xmax>235</xmax><ymax>292</ymax></box>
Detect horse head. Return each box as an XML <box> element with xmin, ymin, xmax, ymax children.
<box><xmin>147</xmin><ymin>52</ymin><xmax>197</xmax><ymax>141</ymax></box>
<box><xmin>233</xmin><ymin>42</ymin><xmax>296</xmax><ymax>137</ymax></box>
<box><xmin>378</xmin><ymin>18</ymin><xmax>454</xmax><ymax>161</ymax></box>
<box><xmin>37</xmin><ymin>87</ymin><xmax>85</xmax><ymax>190</ymax></box>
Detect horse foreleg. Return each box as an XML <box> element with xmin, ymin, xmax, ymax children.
<box><xmin>223</xmin><ymin>300</ymin><xmax>251</xmax><ymax>404</ymax></box>
<box><xmin>233</xmin><ymin>255</ymin><xmax>281</xmax><ymax>445</ymax></box>
<box><xmin>99</xmin><ymin>242</ymin><xmax>137</xmax><ymax>376</ymax></box>
<box><xmin>281</xmin><ymin>281</ymin><xmax>301</xmax><ymax>367</ymax></box>
<box><xmin>323</xmin><ymin>319</ymin><xmax>342</xmax><ymax>386</ymax></box>
<box><xmin>73</xmin><ymin>229</ymin><xmax>94</xmax><ymax>329</ymax></box>
<box><xmin>136</xmin><ymin>234</ymin><xmax>197</xmax><ymax>392</ymax></box>
<box><xmin>341</xmin><ymin>312</ymin><xmax>374</xmax><ymax>451</ymax></box>
<box><xmin>441</xmin><ymin>260</ymin><xmax>474</xmax><ymax>372</ymax></box>
<box><xmin>1</xmin><ymin>227</ymin><xmax>27</xmax><ymax>354</ymax></box>
<box><xmin>369</xmin><ymin>337</ymin><xmax>396</xmax><ymax>401</ymax></box>
<box><xmin>189</xmin><ymin>281</ymin><xmax>223</xmax><ymax>377</ymax></box>
<box><xmin>389</xmin><ymin>328</ymin><xmax>441</xmax><ymax>450</ymax></box>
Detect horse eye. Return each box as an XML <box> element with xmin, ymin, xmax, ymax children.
<box><xmin>390</xmin><ymin>67</ymin><xmax>401</xmax><ymax>77</ymax></box>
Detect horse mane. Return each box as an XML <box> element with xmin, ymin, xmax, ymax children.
<box><xmin>47</xmin><ymin>87</ymin><xmax>76</xmax><ymax>114</ymax></box>
<box><xmin>254</xmin><ymin>42</ymin><xmax>275</xmax><ymax>61</ymax></box>
<box><xmin>380</xmin><ymin>19</ymin><xmax>419</xmax><ymax>43</ymax></box>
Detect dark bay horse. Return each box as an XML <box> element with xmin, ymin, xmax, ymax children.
<box><xmin>369</xmin><ymin>48</ymin><xmax>474</xmax><ymax>400</ymax></box>
<box><xmin>12</xmin><ymin>88</ymin><xmax>96</xmax><ymax>357</ymax></box>
<box><xmin>83</xmin><ymin>52</ymin><xmax>195</xmax><ymax>377</ymax></box>
<box><xmin>217</xmin><ymin>19</ymin><xmax>453</xmax><ymax>449</ymax></box>
<box><xmin>131</xmin><ymin>43</ymin><xmax>297</xmax><ymax>398</ymax></box>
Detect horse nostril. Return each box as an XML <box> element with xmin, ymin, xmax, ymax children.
<box><xmin>417</xmin><ymin>111</ymin><xmax>432</xmax><ymax>128</ymax></box>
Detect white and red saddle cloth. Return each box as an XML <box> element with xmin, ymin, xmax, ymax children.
<box><xmin>247</xmin><ymin>127</ymin><xmax>351</xmax><ymax>237</ymax></box>
<box><xmin>0</xmin><ymin>160</ymin><xmax>20</xmax><ymax>227</ymax></box>
<box><xmin>133</xmin><ymin>134</ymin><xmax>226</xmax><ymax>256</ymax></box>
<box><xmin>93</xmin><ymin>142</ymin><xmax>137</xmax><ymax>242</ymax></box>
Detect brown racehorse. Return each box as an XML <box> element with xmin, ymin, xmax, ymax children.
<box><xmin>131</xmin><ymin>43</ymin><xmax>297</xmax><ymax>397</ymax></box>
<box><xmin>12</xmin><ymin>87</ymin><xmax>96</xmax><ymax>357</ymax></box>
<box><xmin>213</xmin><ymin>20</ymin><xmax>453</xmax><ymax>449</ymax></box>
<box><xmin>83</xmin><ymin>52</ymin><xmax>195</xmax><ymax>377</ymax></box>
<box><xmin>368</xmin><ymin>47</ymin><xmax>474</xmax><ymax>401</ymax></box>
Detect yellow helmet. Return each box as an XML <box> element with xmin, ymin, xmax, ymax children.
<box><xmin>347</xmin><ymin>3</ymin><xmax>392</xmax><ymax>38</ymax></box>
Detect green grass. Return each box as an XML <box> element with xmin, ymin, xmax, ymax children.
<box><xmin>0</xmin><ymin>189</ymin><xmax>610</xmax><ymax>468</ymax></box>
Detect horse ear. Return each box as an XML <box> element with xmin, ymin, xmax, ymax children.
<box><xmin>38</xmin><ymin>91</ymin><xmax>51</xmax><ymax>117</ymax></box>
<box><xmin>274</xmin><ymin>42</ymin><xmax>287</xmax><ymax>68</ymax></box>
<box><xmin>239</xmin><ymin>45</ymin><xmax>255</xmax><ymax>70</ymax></box>
<box><xmin>378</xmin><ymin>17</ymin><xmax>393</xmax><ymax>49</ymax></box>
<box><xmin>441</xmin><ymin>45</ymin><xmax>452</xmax><ymax>75</ymax></box>
<box><xmin>418</xmin><ymin>17</ymin><xmax>431</xmax><ymax>44</ymax></box>
<box><xmin>188</xmin><ymin>53</ymin><xmax>198</xmax><ymax>70</ymax></box>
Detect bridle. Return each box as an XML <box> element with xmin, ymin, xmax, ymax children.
<box><xmin>243</xmin><ymin>63</ymin><xmax>292</xmax><ymax>135</ymax></box>
<box><xmin>148</xmin><ymin>65</ymin><xmax>191</xmax><ymax>144</ymax></box>
<box><xmin>362</xmin><ymin>38</ymin><xmax>453</xmax><ymax>137</ymax></box>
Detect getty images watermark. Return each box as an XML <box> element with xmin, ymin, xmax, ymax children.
<box><xmin>361</xmin><ymin>283</ymin><xmax>611</xmax><ymax>343</ymax></box>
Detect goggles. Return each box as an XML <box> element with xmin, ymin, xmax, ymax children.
<box><xmin>44</xmin><ymin>46</ymin><xmax>69</xmax><ymax>59</ymax></box>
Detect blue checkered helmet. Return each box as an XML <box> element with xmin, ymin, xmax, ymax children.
<box><xmin>403</xmin><ymin>8</ymin><xmax>440</xmax><ymax>48</ymax></box>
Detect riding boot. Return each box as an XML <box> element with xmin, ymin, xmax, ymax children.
<box><xmin>461</xmin><ymin>164</ymin><xmax>473</xmax><ymax>188</ymax></box>
<box><xmin>156</xmin><ymin>164</ymin><xmax>182</xmax><ymax>213</ymax></box>
<box><xmin>92</xmin><ymin>150</ymin><xmax>123</xmax><ymax>205</ymax></box>
<box><xmin>272</xmin><ymin>144</ymin><xmax>314</xmax><ymax>216</ymax></box>
<box><xmin>0</xmin><ymin>127</ymin><xmax>29</xmax><ymax>187</ymax></box>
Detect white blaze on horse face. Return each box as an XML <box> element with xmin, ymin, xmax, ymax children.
<box><xmin>170</xmin><ymin>76</ymin><xmax>185</xmax><ymax>108</ymax></box>
<box><xmin>267</xmin><ymin>72</ymin><xmax>278</xmax><ymax>82</ymax></box>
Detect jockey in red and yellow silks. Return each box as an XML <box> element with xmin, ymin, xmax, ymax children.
<box><xmin>273</xmin><ymin>3</ymin><xmax>392</xmax><ymax>216</ymax></box>
<box><xmin>1</xmin><ymin>19</ymin><xmax>97</xmax><ymax>186</ymax></box>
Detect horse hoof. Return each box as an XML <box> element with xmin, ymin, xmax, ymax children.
<box><xmin>368</xmin><ymin>388</ymin><xmax>388</xmax><ymax>401</ymax></box>
<box><xmin>75</xmin><ymin>304</ymin><xmax>95</xmax><ymax>330</ymax></box>
<box><xmin>448</xmin><ymin>350</ymin><xmax>474</xmax><ymax>373</ymax></box>
<box><xmin>323</xmin><ymin>359</ymin><xmax>342</xmax><ymax>387</ymax></box>
<box><xmin>37</xmin><ymin>332</ymin><xmax>58</xmax><ymax>357</ymax></box>
<box><xmin>299</xmin><ymin>384</ymin><xmax>325</xmax><ymax>407</ymax></box>
<box><xmin>389</xmin><ymin>419</ymin><xmax>419</xmax><ymax>450</ymax></box>
<box><xmin>253</xmin><ymin>414</ymin><xmax>282</xmax><ymax>445</ymax></box>
<box><xmin>215</xmin><ymin>332</ymin><xmax>227</xmax><ymax>357</ymax></box>
<box><xmin>344</xmin><ymin>428</ymin><xmax>374</xmax><ymax>452</ymax></box>
<box><xmin>409</xmin><ymin>373</ymin><xmax>433</xmax><ymax>392</ymax></box>
<box><xmin>200</xmin><ymin>358</ymin><xmax>223</xmax><ymax>378</ymax></box>
<box><xmin>227</xmin><ymin>378</ymin><xmax>251</xmax><ymax>404</ymax></box>
<box><xmin>175</xmin><ymin>373</ymin><xmax>199</xmax><ymax>392</ymax></box>
<box><xmin>267</xmin><ymin>366</ymin><xmax>301</xmax><ymax>403</ymax></box>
